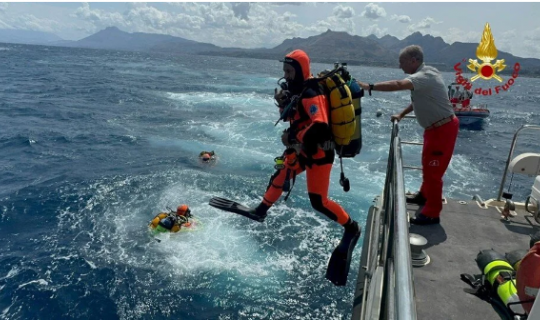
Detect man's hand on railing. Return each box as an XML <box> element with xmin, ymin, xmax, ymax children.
<box><xmin>391</xmin><ymin>114</ymin><xmax>403</xmax><ymax>122</ymax></box>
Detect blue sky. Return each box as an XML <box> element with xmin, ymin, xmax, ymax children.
<box><xmin>0</xmin><ymin>2</ymin><xmax>539</xmax><ymax>58</ymax></box>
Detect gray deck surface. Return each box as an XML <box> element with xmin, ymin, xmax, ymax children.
<box><xmin>408</xmin><ymin>199</ymin><xmax>539</xmax><ymax>320</ymax></box>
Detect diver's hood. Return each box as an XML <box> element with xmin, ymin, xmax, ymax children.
<box><xmin>280</xmin><ymin>49</ymin><xmax>311</xmax><ymax>83</ymax></box>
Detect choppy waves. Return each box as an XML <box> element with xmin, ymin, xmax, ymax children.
<box><xmin>1</xmin><ymin>43</ymin><xmax>540</xmax><ymax>319</ymax></box>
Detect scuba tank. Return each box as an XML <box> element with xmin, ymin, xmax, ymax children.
<box><xmin>324</xmin><ymin>65</ymin><xmax>356</xmax><ymax>149</ymax></box>
<box><xmin>476</xmin><ymin>249</ymin><xmax>525</xmax><ymax>315</ymax></box>
<box><xmin>505</xmin><ymin>250</ymin><xmax>529</xmax><ymax>271</ymax></box>
<box><xmin>315</xmin><ymin>63</ymin><xmax>364</xmax><ymax>192</ymax></box>
<box><xmin>158</xmin><ymin>216</ymin><xmax>175</xmax><ymax>231</ymax></box>
<box><xmin>341</xmin><ymin>64</ymin><xmax>363</xmax><ymax>158</ymax></box>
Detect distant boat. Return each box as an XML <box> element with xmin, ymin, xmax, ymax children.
<box><xmin>448</xmin><ymin>82</ymin><xmax>490</xmax><ymax>126</ymax></box>
<box><xmin>453</xmin><ymin>104</ymin><xmax>490</xmax><ymax>125</ymax></box>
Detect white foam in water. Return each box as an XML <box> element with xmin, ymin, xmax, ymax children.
<box><xmin>164</xmin><ymin>226</ymin><xmax>271</xmax><ymax>277</ymax></box>
<box><xmin>67</xmin><ymin>170</ymin><xmax>278</xmax><ymax>284</ymax></box>
<box><xmin>152</xmin><ymin>182</ymin><xmax>273</xmax><ymax>277</ymax></box>
<box><xmin>44</xmin><ymin>133</ymin><xmax>370</xmax><ymax>319</ymax></box>
<box><xmin>1</xmin><ymin>266</ymin><xmax>21</xmax><ymax>280</ymax></box>
<box><xmin>446</xmin><ymin>154</ymin><xmax>489</xmax><ymax>198</ymax></box>
<box><xmin>159</xmin><ymin>91</ymin><xmax>280</xmax><ymax>152</ymax></box>
<box><xmin>166</xmin><ymin>91</ymin><xmax>274</xmax><ymax>117</ymax></box>
<box><xmin>84</xmin><ymin>259</ymin><xmax>97</xmax><ymax>269</ymax></box>
<box><xmin>2</xmin><ymin>306</ymin><xmax>12</xmax><ymax>318</ymax></box>
<box><xmin>17</xmin><ymin>279</ymin><xmax>49</xmax><ymax>289</ymax></box>
<box><xmin>46</xmin><ymin>66</ymin><xmax>432</xmax><ymax>319</ymax></box>
<box><xmin>64</xmin><ymin>160</ymin><xmax>368</xmax><ymax>317</ymax></box>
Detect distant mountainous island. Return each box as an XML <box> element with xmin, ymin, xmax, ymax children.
<box><xmin>2</xmin><ymin>26</ymin><xmax>539</xmax><ymax>76</ymax></box>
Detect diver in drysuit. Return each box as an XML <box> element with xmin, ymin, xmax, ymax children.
<box><xmin>209</xmin><ymin>50</ymin><xmax>361</xmax><ymax>286</ymax></box>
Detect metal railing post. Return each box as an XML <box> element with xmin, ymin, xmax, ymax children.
<box><xmin>393</xmin><ymin>136</ymin><xmax>417</xmax><ymax>320</ymax></box>
<box><xmin>496</xmin><ymin>125</ymin><xmax>540</xmax><ymax>201</ymax></box>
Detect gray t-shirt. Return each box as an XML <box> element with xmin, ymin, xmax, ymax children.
<box><xmin>406</xmin><ymin>64</ymin><xmax>455</xmax><ymax>128</ymax></box>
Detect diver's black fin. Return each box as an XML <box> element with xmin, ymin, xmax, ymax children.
<box><xmin>325</xmin><ymin>221</ymin><xmax>361</xmax><ymax>286</ymax></box>
<box><xmin>209</xmin><ymin>197</ymin><xmax>266</xmax><ymax>222</ymax></box>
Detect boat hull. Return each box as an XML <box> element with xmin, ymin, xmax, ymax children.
<box><xmin>455</xmin><ymin>109</ymin><xmax>490</xmax><ymax>126</ymax></box>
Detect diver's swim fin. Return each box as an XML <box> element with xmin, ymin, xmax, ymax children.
<box><xmin>325</xmin><ymin>221</ymin><xmax>361</xmax><ymax>286</ymax></box>
<box><xmin>209</xmin><ymin>197</ymin><xmax>266</xmax><ymax>222</ymax></box>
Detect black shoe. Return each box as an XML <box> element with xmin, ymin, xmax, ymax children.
<box><xmin>326</xmin><ymin>220</ymin><xmax>362</xmax><ymax>286</ymax></box>
<box><xmin>209</xmin><ymin>197</ymin><xmax>268</xmax><ymax>222</ymax></box>
<box><xmin>410</xmin><ymin>213</ymin><xmax>440</xmax><ymax>225</ymax></box>
<box><xmin>406</xmin><ymin>192</ymin><xmax>426</xmax><ymax>205</ymax></box>
<box><xmin>339</xmin><ymin>220</ymin><xmax>361</xmax><ymax>251</ymax></box>
<box><xmin>248</xmin><ymin>203</ymin><xmax>270</xmax><ymax>222</ymax></box>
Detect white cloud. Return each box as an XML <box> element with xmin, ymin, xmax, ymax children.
<box><xmin>246</xmin><ymin>4</ymin><xmax>306</xmax><ymax>46</ymax></box>
<box><xmin>231</xmin><ymin>2</ymin><xmax>250</xmax><ymax>20</ymax></box>
<box><xmin>2</xmin><ymin>2</ymin><xmax>533</xmax><ymax>57</ymax></box>
<box><xmin>72</xmin><ymin>3</ymin><xmax>124</xmax><ymax>33</ymax></box>
<box><xmin>521</xmin><ymin>41</ymin><xmax>540</xmax><ymax>58</ymax></box>
<box><xmin>0</xmin><ymin>13</ymin><xmax>61</xmax><ymax>33</ymax></box>
<box><xmin>268</xmin><ymin>2</ymin><xmax>305</xmax><ymax>6</ymax></box>
<box><xmin>431</xmin><ymin>27</ymin><xmax>478</xmax><ymax>45</ymax></box>
<box><xmin>124</xmin><ymin>4</ymin><xmax>206</xmax><ymax>32</ymax></box>
<box><xmin>0</xmin><ymin>18</ymin><xmax>11</xmax><ymax>29</ymax></box>
<box><xmin>408</xmin><ymin>17</ymin><xmax>442</xmax><ymax>31</ymax></box>
<box><xmin>0</xmin><ymin>2</ymin><xmax>64</xmax><ymax>33</ymax></box>
<box><xmin>12</xmin><ymin>14</ymin><xmax>60</xmax><ymax>33</ymax></box>
<box><xmin>68</xmin><ymin>2</ymin><xmax>362</xmax><ymax>48</ymax></box>
<box><xmin>155</xmin><ymin>3</ymin><xmax>305</xmax><ymax>48</ymax></box>
<box><xmin>361</xmin><ymin>3</ymin><xmax>387</xmax><ymax>21</ymax></box>
<box><xmin>303</xmin><ymin>5</ymin><xmax>356</xmax><ymax>36</ymax></box>
<box><xmin>309</xmin><ymin>20</ymin><xmax>332</xmax><ymax>31</ymax></box>
<box><xmin>333</xmin><ymin>4</ymin><xmax>355</xmax><ymax>19</ymax></box>
<box><xmin>417</xmin><ymin>25</ymin><xmax>538</xmax><ymax>59</ymax></box>
<box><xmin>72</xmin><ymin>3</ymin><xmax>222</xmax><ymax>38</ymax></box>
<box><xmin>496</xmin><ymin>28</ymin><xmax>540</xmax><ymax>58</ymax></box>
<box><xmin>362</xmin><ymin>24</ymin><xmax>388</xmax><ymax>38</ymax></box>
<box><xmin>524</xmin><ymin>27</ymin><xmax>540</xmax><ymax>41</ymax></box>
<box><xmin>390</xmin><ymin>14</ymin><xmax>411</xmax><ymax>23</ymax></box>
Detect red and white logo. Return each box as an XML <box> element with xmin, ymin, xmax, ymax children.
<box><xmin>454</xmin><ymin>22</ymin><xmax>520</xmax><ymax>96</ymax></box>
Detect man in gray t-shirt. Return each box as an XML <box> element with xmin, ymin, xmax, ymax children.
<box><xmin>357</xmin><ymin>45</ymin><xmax>459</xmax><ymax>225</ymax></box>
<box><xmin>407</xmin><ymin>64</ymin><xmax>455</xmax><ymax>128</ymax></box>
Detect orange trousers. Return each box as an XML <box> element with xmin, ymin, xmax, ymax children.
<box><xmin>261</xmin><ymin>158</ymin><xmax>351</xmax><ymax>225</ymax></box>
<box><xmin>420</xmin><ymin>116</ymin><xmax>459</xmax><ymax>218</ymax></box>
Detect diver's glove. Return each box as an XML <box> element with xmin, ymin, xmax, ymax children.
<box><xmin>281</xmin><ymin>128</ymin><xmax>298</xmax><ymax>147</ymax></box>
<box><xmin>274</xmin><ymin>88</ymin><xmax>291</xmax><ymax>109</ymax></box>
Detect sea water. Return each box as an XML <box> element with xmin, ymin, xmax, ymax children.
<box><xmin>1</xmin><ymin>43</ymin><xmax>539</xmax><ymax>319</ymax></box>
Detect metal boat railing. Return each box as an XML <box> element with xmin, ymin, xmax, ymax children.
<box><xmin>355</xmin><ymin>123</ymin><xmax>540</xmax><ymax>319</ymax></box>
<box><xmin>356</xmin><ymin>120</ymin><xmax>417</xmax><ymax>320</ymax></box>
<box><xmin>496</xmin><ymin>125</ymin><xmax>540</xmax><ymax>201</ymax></box>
